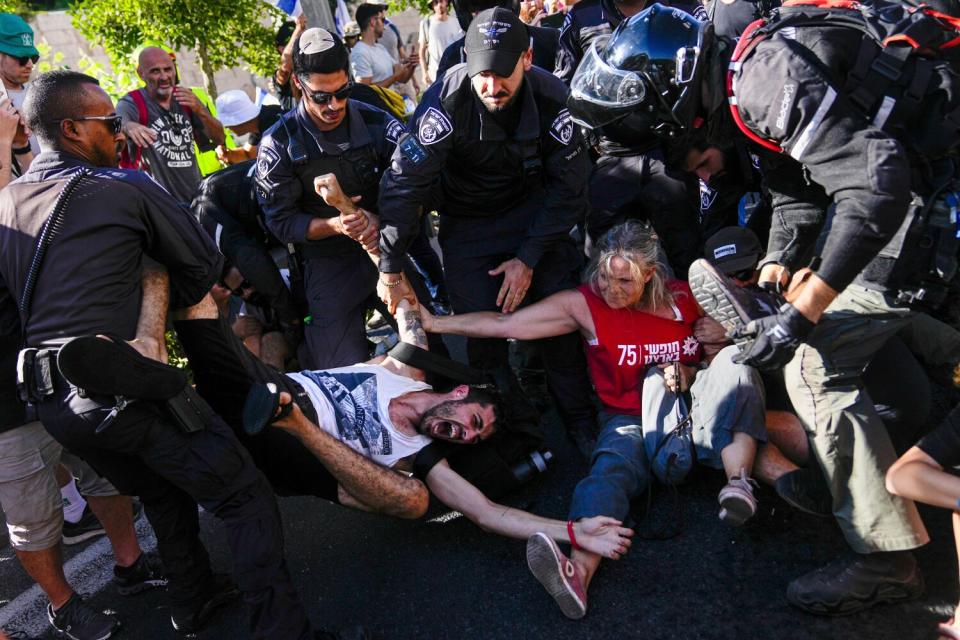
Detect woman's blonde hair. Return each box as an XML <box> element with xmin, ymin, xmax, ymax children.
<box><xmin>585</xmin><ymin>221</ymin><xmax>672</xmax><ymax>311</ymax></box>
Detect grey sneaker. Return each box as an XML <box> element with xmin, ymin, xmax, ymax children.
<box><xmin>688</xmin><ymin>258</ymin><xmax>783</xmax><ymax>345</ymax></box>
<box><xmin>787</xmin><ymin>551</ymin><xmax>924</xmax><ymax>616</ymax></box>
<box><xmin>718</xmin><ymin>468</ymin><xmax>759</xmax><ymax>526</ymax></box>
<box><xmin>46</xmin><ymin>593</ymin><xmax>119</xmax><ymax>640</ymax></box>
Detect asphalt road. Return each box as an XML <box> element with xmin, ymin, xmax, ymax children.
<box><xmin>1</xmin><ymin>359</ymin><xmax>958</xmax><ymax>640</ymax></box>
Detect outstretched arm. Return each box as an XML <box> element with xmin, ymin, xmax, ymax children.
<box><xmin>425</xmin><ymin>289</ymin><xmax>589</xmax><ymax>342</ymax></box>
<box><xmin>886</xmin><ymin>446</ymin><xmax>960</xmax><ymax>511</ymax></box>
<box><xmin>274</xmin><ymin>393</ymin><xmax>429</xmax><ymax>519</ymax></box>
<box><xmin>425</xmin><ymin>460</ymin><xmax>633</xmax><ymax>559</ymax></box>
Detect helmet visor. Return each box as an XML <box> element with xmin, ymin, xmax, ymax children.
<box><xmin>569</xmin><ymin>36</ymin><xmax>648</xmax><ymax>129</ymax></box>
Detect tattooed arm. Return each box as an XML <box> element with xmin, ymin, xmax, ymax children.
<box><xmin>380</xmin><ymin>298</ymin><xmax>429</xmax><ymax>381</ymax></box>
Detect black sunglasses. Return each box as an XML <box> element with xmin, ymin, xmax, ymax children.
<box><xmin>298</xmin><ymin>78</ymin><xmax>354</xmax><ymax>105</ymax></box>
<box><xmin>219</xmin><ymin>279</ymin><xmax>253</xmax><ymax>297</ymax></box>
<box><xmin>50</xmin><ymin>114</ymin><xmax>123</xmax><ymax>135</ymax></box>
<box><xmin>8</xmin><ymin>54</ymin><xmax>38</xmax><ymax>65</ymax></box>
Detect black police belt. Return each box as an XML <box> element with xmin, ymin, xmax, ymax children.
<box><xmin>16</xmin><ymin>346</ymin><xmax>58</xmax><ymax>405</ymax></box>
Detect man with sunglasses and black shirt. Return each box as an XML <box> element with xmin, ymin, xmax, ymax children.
<box><xmin>0</xmin><ymin>69</ymin><xmax>318</xmax><ymax>639</ymax></box>
<box><xmin>256</xmin><ymin>27</ymin><xmax>406</xmax><ymax>370</ymax></box>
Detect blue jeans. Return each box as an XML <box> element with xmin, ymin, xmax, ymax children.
<box><xmin>568</xmin><ymin>347</ymin><xmax>768</xmax><ymax>522</ymax></box>
<box><xmin>568</xmin><ymin>413</ymin><xmax>649</xmax><ymax>522</ymax></box>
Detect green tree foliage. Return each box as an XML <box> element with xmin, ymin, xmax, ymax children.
<box><xmin>388</xmin><ymin>0</ymin><xmax>431</xmax><ymax>16</ymax></box>
<box><xmin>0</xmin><ymin>0</ymin><xmax>32</xmax><ymax>19</ymax></box>
<box><xmin>69</xmin><ymin>0</ymin><xmax>285</xmax><ymax>97</ymax></box>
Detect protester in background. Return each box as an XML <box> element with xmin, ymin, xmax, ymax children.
<box><xmin>0</xmin><ymin>98</ymin><xmax>31</xmax><ymax>188</ymax></box>
<box><xmin>118</xmin><ymin>46</ymin><xmax>225</xmax><ymax>203</ymax></box>
<box><xmin>0</xmin><ymin>14</ymin><xmax>36</xmax><ymax>183</ymax></box>
<box><xmin>352</xmin><ymin>3</ymin><xmax>416</xmax><ymax>91</ymax></box>
<box><xmin>418</xmin><ymin>0</ymin><xmax>462</xmax><ymax>86</ymax></box>
<box><xmin>373</xmin><ymin>1</ymin><xmax>421</xmax><ymax>101</ymax></box>
<box><xmin>343</xmin><ymin>21</ymin><xmax>361</xmax><ymax>48</ymax></box>
<box><xmin>0</xmin><ymin>13</ymin><xmax>39</xmax><ymax>157</ymax></box>
<box><xmin>214</xmin><ymin>90</ymin><xmax>282</xmax><ymax>165</ymax></box>
<box><xmin>272</xmin><ymin>15</ymin><xmax>307</xmax><ymax>111</ymax></box>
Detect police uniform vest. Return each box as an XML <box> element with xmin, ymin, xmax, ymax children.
<box><xmin>430</xmin><ymin>65</ymin><xmax>564</xmax><ymax>219</ymax></box>
<box><xmin>257</xmin><ymin>103</ymin><xmax>393</xmax><ymax>259</ymax></box>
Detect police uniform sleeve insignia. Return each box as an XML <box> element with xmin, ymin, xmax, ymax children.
<box><xmin>385</xmin><ymin>119</ymin><xmax>405</xmax><ymax>145</ymax></box>
<box><xmin>400</xmin><ymin>135</ymin><xmax>429</xmax><ymax>165</ymax></box>
<box><xmin>549</xmin><ymin>109</ymin><xmax>575</xmax><ymax>145</ymax></box>
<box><xmin>418</xmin><ymin>107</ymin><xmax>453</xmax><ymax>145</ymax></box>
<box><xmin>257</xmin><ymin>145</ymin><xmax>282</xmax><ymax>182</ymax></box>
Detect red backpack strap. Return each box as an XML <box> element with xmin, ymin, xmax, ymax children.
<box><xmin>727</xmin><ymin>19</ymin><xmax>785</xmax><ymax>153</ymax></box>
<box><xmin>782</xmin><ymin>0</ymin><xmax>862</xmax><ymax>9</ymax></box>
<box><xmin>119</xmin><ymin>89</ymin><xmax>149</xmax><ymax>170</ymax></box>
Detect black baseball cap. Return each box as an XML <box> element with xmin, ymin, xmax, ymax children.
<box><xmin>465</xmin><ymin>7</ymin><xmax>529</xmax><ymax>77</ymax></box>
<box><xmin>703</xmin><ymin>226</ymin><xmax>764</xmax><ymax>274</ymax></box>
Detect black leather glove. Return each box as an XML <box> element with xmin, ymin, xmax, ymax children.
<box><xmin>730</xmin><ymin>303</ymin><xmax>815</xmax><ymax>370</ymax></box>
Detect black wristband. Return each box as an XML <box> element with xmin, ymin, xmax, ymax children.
<box><xmin>12</xmin><ymin>145</ymin><xmax>30</xmax><ymax>155</ymax></box>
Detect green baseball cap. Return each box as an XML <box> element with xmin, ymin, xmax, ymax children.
<box><xmin>0</xmin><ymin>14</ymin><xmax>38</xmax><ymax>58</ymax></box>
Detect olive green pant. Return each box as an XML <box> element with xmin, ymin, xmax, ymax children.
<box><xmin>783</xmin><ymin>284</ymin><xmax>960</xmax><ymax>553</ymax></box>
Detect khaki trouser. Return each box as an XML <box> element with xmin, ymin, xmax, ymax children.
<box><xmin>784</xmin><ymin>284</ymin><xmax>937</xmax><ymax>553</ymax></box>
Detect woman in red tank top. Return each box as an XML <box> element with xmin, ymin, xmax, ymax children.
<box><xmin>421</xmin><ymin>221</ymin><xmax>769</xmax><ymax>619</ymax></box>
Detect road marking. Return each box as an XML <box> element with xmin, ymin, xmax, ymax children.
<box><xmin>0</xmin><ymin>517</ymin><xmax>156</xmax><ymax>636</ymax></box>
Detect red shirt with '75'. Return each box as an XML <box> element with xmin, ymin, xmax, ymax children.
<box><xmin>578</xmin><ymin>280</ymin><xmax>702</xmax><ymax>416</ymax></box>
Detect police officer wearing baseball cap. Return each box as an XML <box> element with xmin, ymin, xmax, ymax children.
<box><xmin>378</xmin><ymin>7</ymin><xmax>598</xmax><ymax>454</ymax></box>
<box><xmin>255</xmin><ymin>27</ymin><xmax>410</xmax><ymax>369</ymax></box>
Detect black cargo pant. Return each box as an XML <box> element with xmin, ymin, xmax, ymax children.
<box><xmin>175</xmin><ymin>318</ymin><xmax>341</xmax><ymax>502</ymax></box>
<box><xmin>439</xmin><ymin>201</ymin><xmax>597</xmax><ymax>440</ymax></box>
<box><xmin>587</xmin><ymin>148</ymin><xmax>701</xmax><ymax>278</ymax></box>
<box><xmin>37</xmin><ymin>372</ymin><xmax>312</xmax><ymax>640</ymax></box>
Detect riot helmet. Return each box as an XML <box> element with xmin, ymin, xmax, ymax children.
<box><xmin>568</xmin><ymin>3</ymin><xmax>713</xmax><ymax>137</ymax></box>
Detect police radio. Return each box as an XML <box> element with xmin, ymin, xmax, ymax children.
<box><xmin>281</xmin><ymin>117</ymin><xmax>309</xmax><ymax>166</ymax></box>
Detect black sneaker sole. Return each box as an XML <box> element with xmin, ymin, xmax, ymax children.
<box><xmin>58</xmin><ymin>336</ymin><xmax>187</xmax><ymax>400</ymax></box>
<box><xmin>61</xmin><ymin>526</ymin><xmax>106</xmax><ymax>546</ymax></box>
<box><xmin>117</xmin><ymin>577</ymin><xmax>168</xmax><ymax>596</ymax></box>
<box><xmin>774</xmin><ymin>478</ymin><xmax>833</xmax><ymax>518</ymax></box>
<box><xmin>170</xmin><ymin>582</ymin><xmax>241</xmax><ymax>633</ymax></box>
<box><xmin>688</xmin><ymin>259</ymin><xmax>754</xmax><ymax>347</ymax></box>
<box><xmin>786</xmin><ymin>574</ymin><xmax>925</xmax><ymax>616</ymax></box>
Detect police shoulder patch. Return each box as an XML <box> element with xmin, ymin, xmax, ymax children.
<box><xmin>418</xmin><ymin>107</ymin><xmax>453</xmax><ymax>145</ymax></box>
<box><xmin>384</xmin><ymin>119</ymin><xmax>405</xmax><ymax>145</ymax></box>
<box><xmin>549</xmin><ymin>109</ymin><xmax>575</xmax><ymax>145</ymax></box>
<box><xmin>257</xmin><ymin>145</ymin><xmax>282</xmax><ymax>180</ymax></box>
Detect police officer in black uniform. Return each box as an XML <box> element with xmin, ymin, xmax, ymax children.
<box><xmin>256</xmin><ymin>28</ymin><xmax>406</xmax><ymax>369</ymax></box>
<box><xmin>378</xmin><ymin>7</ymin><xmax>597</xmax><ymax>450</ymax></box>
<box><xmin>194</xmin><ymin>159</ymin><xmax>303</xmax><ymax>340</ymax></box>
<box><xmin>0</xmin><ymin>70</ymin><xmax>314</xmax><ymax>638</ymax></box>
<box><xmin>568</xmin><ymin>1</ymin><xmax>960</xmax><ymax>616</ymax></box>
<box><xmin>555</xmin><ymin>0</ymin><xmax>705</xmax><ymax>272</ymax></box>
